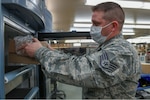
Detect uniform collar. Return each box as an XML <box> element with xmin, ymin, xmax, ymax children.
<box><xmin>97</xmin><ymin>33</ymin><xmax>124</xmax><ymax>51</ymax></box>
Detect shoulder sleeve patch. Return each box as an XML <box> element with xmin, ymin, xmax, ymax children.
<box><xmin>99</xmin><ymin>51</ymin><xmax>119</xmax><ymax>75</ymax></box>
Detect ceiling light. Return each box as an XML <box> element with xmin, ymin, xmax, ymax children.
<box><xmin>142</xmin><ymin>2</ymin><xmax>150</xmax><ymax>10</ymax></box>
<box><xmin>74</xmin><ymin>19</ymin><xmax>91</xmax><ymax>23</ymax></box>
<box><xmin>122</xmin><ymin>29</ymin><xmax>134</xmax><ymax>33</ymax></box>
<box><xmin>127</xmin><ymin>36</ymin><xmax>150</xmax><ymax>43</ymax></box>
<box><xmin>80</xmin><ymin>39</ymin><xmax>95</xmax><ymax>43</ymax></box>
<box><xmin>123</xmin><ymin>25</ymin><xmax>135</xmax><ymax>28</ymax></box>
<box><xmin>124</xmin><ymin>20</ymin><xmax>135</xmax><ymax>24</ymax></box>
<box><xmin>53</xmin><ymin>40</ymin><xmax>57</xmax><ymax>44</ymax></box>
<box><xmin>122</xmin><ymin>32</ymin><xmax>135</xmax><ymax>35</ymax></box>
<box><xmin>123</xmin><ymin>24</ymin><xmax>150</xmax><ymax>29</ymax></box>
<box><xmin>135</xmin><ymin>25</ymin><xmax>150</xmax><ymax>29</ymax></box>
<box><xmin>85</xmin><ymin>0</ymin><xmax>150</xmax><ymax>10</ymax></box>
<box><xmin>70</xmin><ymin>27</ymin><xmax>90</xmax><ymax>32</ymax></box>
<box><xmin>65</xmin><ymin>39</ymin><xmax>95</xmax><ymax>43</ymax></box>
<box><xmin>127</xmin><ymin>39</ymin><xmax>140</xmax><ymax>43</ymax></box>
<box><xmin>127</xmin><ymin>38</ymin><xmax>150</xmax><ymax>43</ymax></box>
<box><xmin>136</xmin><ymin>21</ymin><xmax>150</xmax><ymax>25</ymax></box>
<box><xmin>73</xmin><ymin>43</ymin><xmax>81</xmax><ymax>47</ymax></box>
<box><xmin>73</xmin><ymin>23</ymin><xmax>92</xmax><ymax>27</ymax></box>
<box><xmin>74</xmin><ymin>23</ymin><xmax>150</xmax><ymax>29</ymax></box>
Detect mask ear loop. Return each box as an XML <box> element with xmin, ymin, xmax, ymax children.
<box><xmin>102</xmin><ymin>21</ymin><xmax>114</xmax><ymax>40</ymax></box>
<box><xmin>102</xmin><ymin>21</ymin><xmax>114</xmax><ymax>29</ymax></box>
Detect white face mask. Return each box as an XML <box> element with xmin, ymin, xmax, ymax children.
<box><xmin>90</xmin><ymin>22</ymin><xmax>113</xmax><ymax>45</ymax></box>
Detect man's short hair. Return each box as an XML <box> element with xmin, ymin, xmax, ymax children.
<box><xmin>92</xmin><ymin>2</ymin><xmax>125</xmax><ymax>30</ymax></box>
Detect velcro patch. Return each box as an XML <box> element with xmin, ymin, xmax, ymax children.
<box><xmin>100</xmin><ymin>51</ymin><xmax>119</xmax><ymax>74</ymax></box>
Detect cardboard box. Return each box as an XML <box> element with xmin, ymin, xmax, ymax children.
<box><xmin>142</xmin><ymin>63</ymin><xmax>150</xmax><ymax>74</ymax></box>
<box><xmin>8</xmin><ymin>53</ymin><xmax>39</xmax><ymax>64</ymax></box>
<box><xmin>8</xmin><ymin>39</ymin><xmax>48</xmax><ymax>64</ymax></box>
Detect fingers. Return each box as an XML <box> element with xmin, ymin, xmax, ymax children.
<box><xmin>47</xmin><ymin>44</ymin><xmax>51</xmax><ymax>49</ymax></box>
<box><xmin>17</xmin><ymin>43</ymin><xmax>28</xmax><ymax>51</ymax></box>
<box><xmin>32</xmin><ymin>38</ymin><xmax>39</xmax><ymax>42</ymax></box>
<box><xmin>47</xmin><ymin>44</ymin><xmax>55</xmax><ymax>50</ymax></box>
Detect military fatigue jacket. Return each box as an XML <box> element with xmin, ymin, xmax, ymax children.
<box><xmin>35</xmin><ymin>34</ymin><xmax>141</xmax><ymax>99</ymax></box>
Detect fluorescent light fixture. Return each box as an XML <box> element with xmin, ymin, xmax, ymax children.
<box><xmin>127</xmin><ymin>39</ymin><xmax>141</xmax><ymax>43</ymax></box>
<box><xmin>74</xmin><ymin>23</ymin><xmax>150</xmax><ymax>29</ymax></box>
<box><xmin>73</xmin><ymin>23</ymin><xmax>92</xmax><ymax>27</ymax></box>
<box><xmin>80</xmin><ymin>39</ymin><xmax>95</xmax><ymax>43</ymax></box>
<box><xmin>85</xmin><ymin>0</ymin><xmax>150</xmax><ymax>10</ymax></box>
<box><xmin>65</xmin><ymin>40</ymin><xmax>80</xmax><ymax>43</ymax></box>
<box><xmin>53</xmin><ymin>40</ymin><xmax>57</xmax><ymax>44</ymax></box>
<box><xmin>85</xmin><ymin>0</ymin><xmax>115</xmax><ymax>6</ymax></box>
<box><xmin>123</xmin><ymin>25</ymin><xmax>135</xmax><ymax>28</ymax></box>
<box><xmin>123</xmin><ymin>24</ymin><xmax>150</xmax><ymax>29</ymax></box>
<box><xmin>136</xmin><ymin>21</ymin><xmax>150</xmax><ymax>25</ymax></box>
<box><xmin>124</xmin><ymin>18</ymin><xmax>137</xmax><ymax>24</ymax></box>
<box><xmin>74</xmin><ymin>20</ymin><xmax>150</xmax><ymax>25</ymax></box>
<box><xmin>65</xmin><ymin>39</ymin><xmax>95</xmax><ymax>43</ymax></box>
<box><xmin>127</xmin><ymin>36</ymin><xmax>150</xmax><ymax>43</ymax></box>
<box><xmin>118</xmin><ymin>1</ymin><xmax>143</xmax><ymax>9</ymax></box>
<box><xmin>142</xmin><ymin>2</ymin><xmax>150</xmax><ymax>10</ymax></box>
<box><xmin>127</xmin><ymin>38</ymin><xmax>150</xmax><ymax>43</ymax></box>
<box><xmin>74</xmin><ymin>19</ymin><xmax>91</xmax><ymax>23</ymax></box>
<box><xmin>136</xmin><ymin>36</ymin><xmax>150</xmax><ymax>39</ymax></box>
<box><xmin>72</xmin><ymin>23</ymin><xmax>150</xmax><ymax>35</ymax></box>
<box><xmin>73</xmin><ymin>43</ymin><xmax>81</xmax><ymax>47</ymax></box>
<box><xmin>135</xmin><ymin>25</ymin><xmax>150</xmax><ymax>29</ymax></box>
<box><xmin>122</xmin><ymin>32</ymin><xmax>135</xmax><ymax>35</ymax></box>
<box><xmin>70</xmin><ymin>27</ymin><xmax>90</xmax><ymax>32</ymax></box>
<box><xmin>122</xmin><ymin>29</ymin><xmax>134</xmax><ymax>33</ymax></box>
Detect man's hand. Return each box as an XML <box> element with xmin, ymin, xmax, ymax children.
<box><xmin>18</xmin><ymin>38</ymin><xmax>43</xmax><ymax>57</ymax></box>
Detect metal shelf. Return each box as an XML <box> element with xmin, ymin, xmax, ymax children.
<box><xmin>38</xmin><ymin>31</ymin><xmax>91</xmax><ymax>41</ymax></box>
<box><xmin>5</xmin><ymin>66</ymin><xmax>34</xmax><ymax>94</ymax></box>
<box><xmin>6</xmin><ymin>87</ymin><xmax>39</xmax><ymax>99</ymax></box>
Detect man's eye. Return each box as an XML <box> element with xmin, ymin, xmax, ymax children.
<box><xmin>93</xmin><ymin>23</ymin><xmax>99</xmax><ymax>26</ymax></box>
<box><xmin>96</xmin><ymin>23</ymin><xmax>101</xmax><ymax>26</ymax></box>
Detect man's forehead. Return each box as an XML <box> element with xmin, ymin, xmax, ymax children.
<box><xmin>92</xmin><ymin>11</ymin><xmax>104</xmax><ymax>19</ymax></box>
<box><xmin>92</xmin><ymin>12</ymin><xmax>104</xmax><ymax>23</ymax></box>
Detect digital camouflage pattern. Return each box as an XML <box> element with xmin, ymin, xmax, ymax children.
<box><xmin>35</xmin><ymin>34</ymin><xmax>141</xmax><ymax>99</ymax></box>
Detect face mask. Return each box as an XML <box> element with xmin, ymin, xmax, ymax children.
<box><xmin>90</xmin><ymin>22</ymin><xmax>113</xmax><ymax>45</ymax></box>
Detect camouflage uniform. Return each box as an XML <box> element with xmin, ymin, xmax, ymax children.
<box><xmin>35</xmin><ymin>34</ymin><xmax>141</xmax><ymax>99</ymax></box>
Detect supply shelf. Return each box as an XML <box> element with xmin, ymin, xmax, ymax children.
<box><xmin>0</xmin><ymin>0</ymin><xmax>52</xmax><ymax>98</ymax></box>
<box><xmin>6</xmin><ymin>87</ymin><xmax>39</xmax><ymax>99</ymax></box>
<box><xmin>5</xmin><ymin>65</ymin><xmax>33</xmax><ymax>94</ymax></box>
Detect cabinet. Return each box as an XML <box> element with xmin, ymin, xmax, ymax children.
<box><xmin>0</xmin><ymin>0</ymin><xmax>52</xmax><ymax>99</ymax></box>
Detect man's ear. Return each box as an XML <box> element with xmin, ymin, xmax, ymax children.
<box><xmin>106</xmin><ymin>21</ymin><xmax>119</xmax><ymax>41</ymax></box>
<box><xmin>112</xmin><ymin>21</ymin><xmax>119</xmax><ymax>32</ymax></box>
<box><xmin>112</xmin><ymin>28</ymin><xmax>115</xmax><ymax>32</ymax></box>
